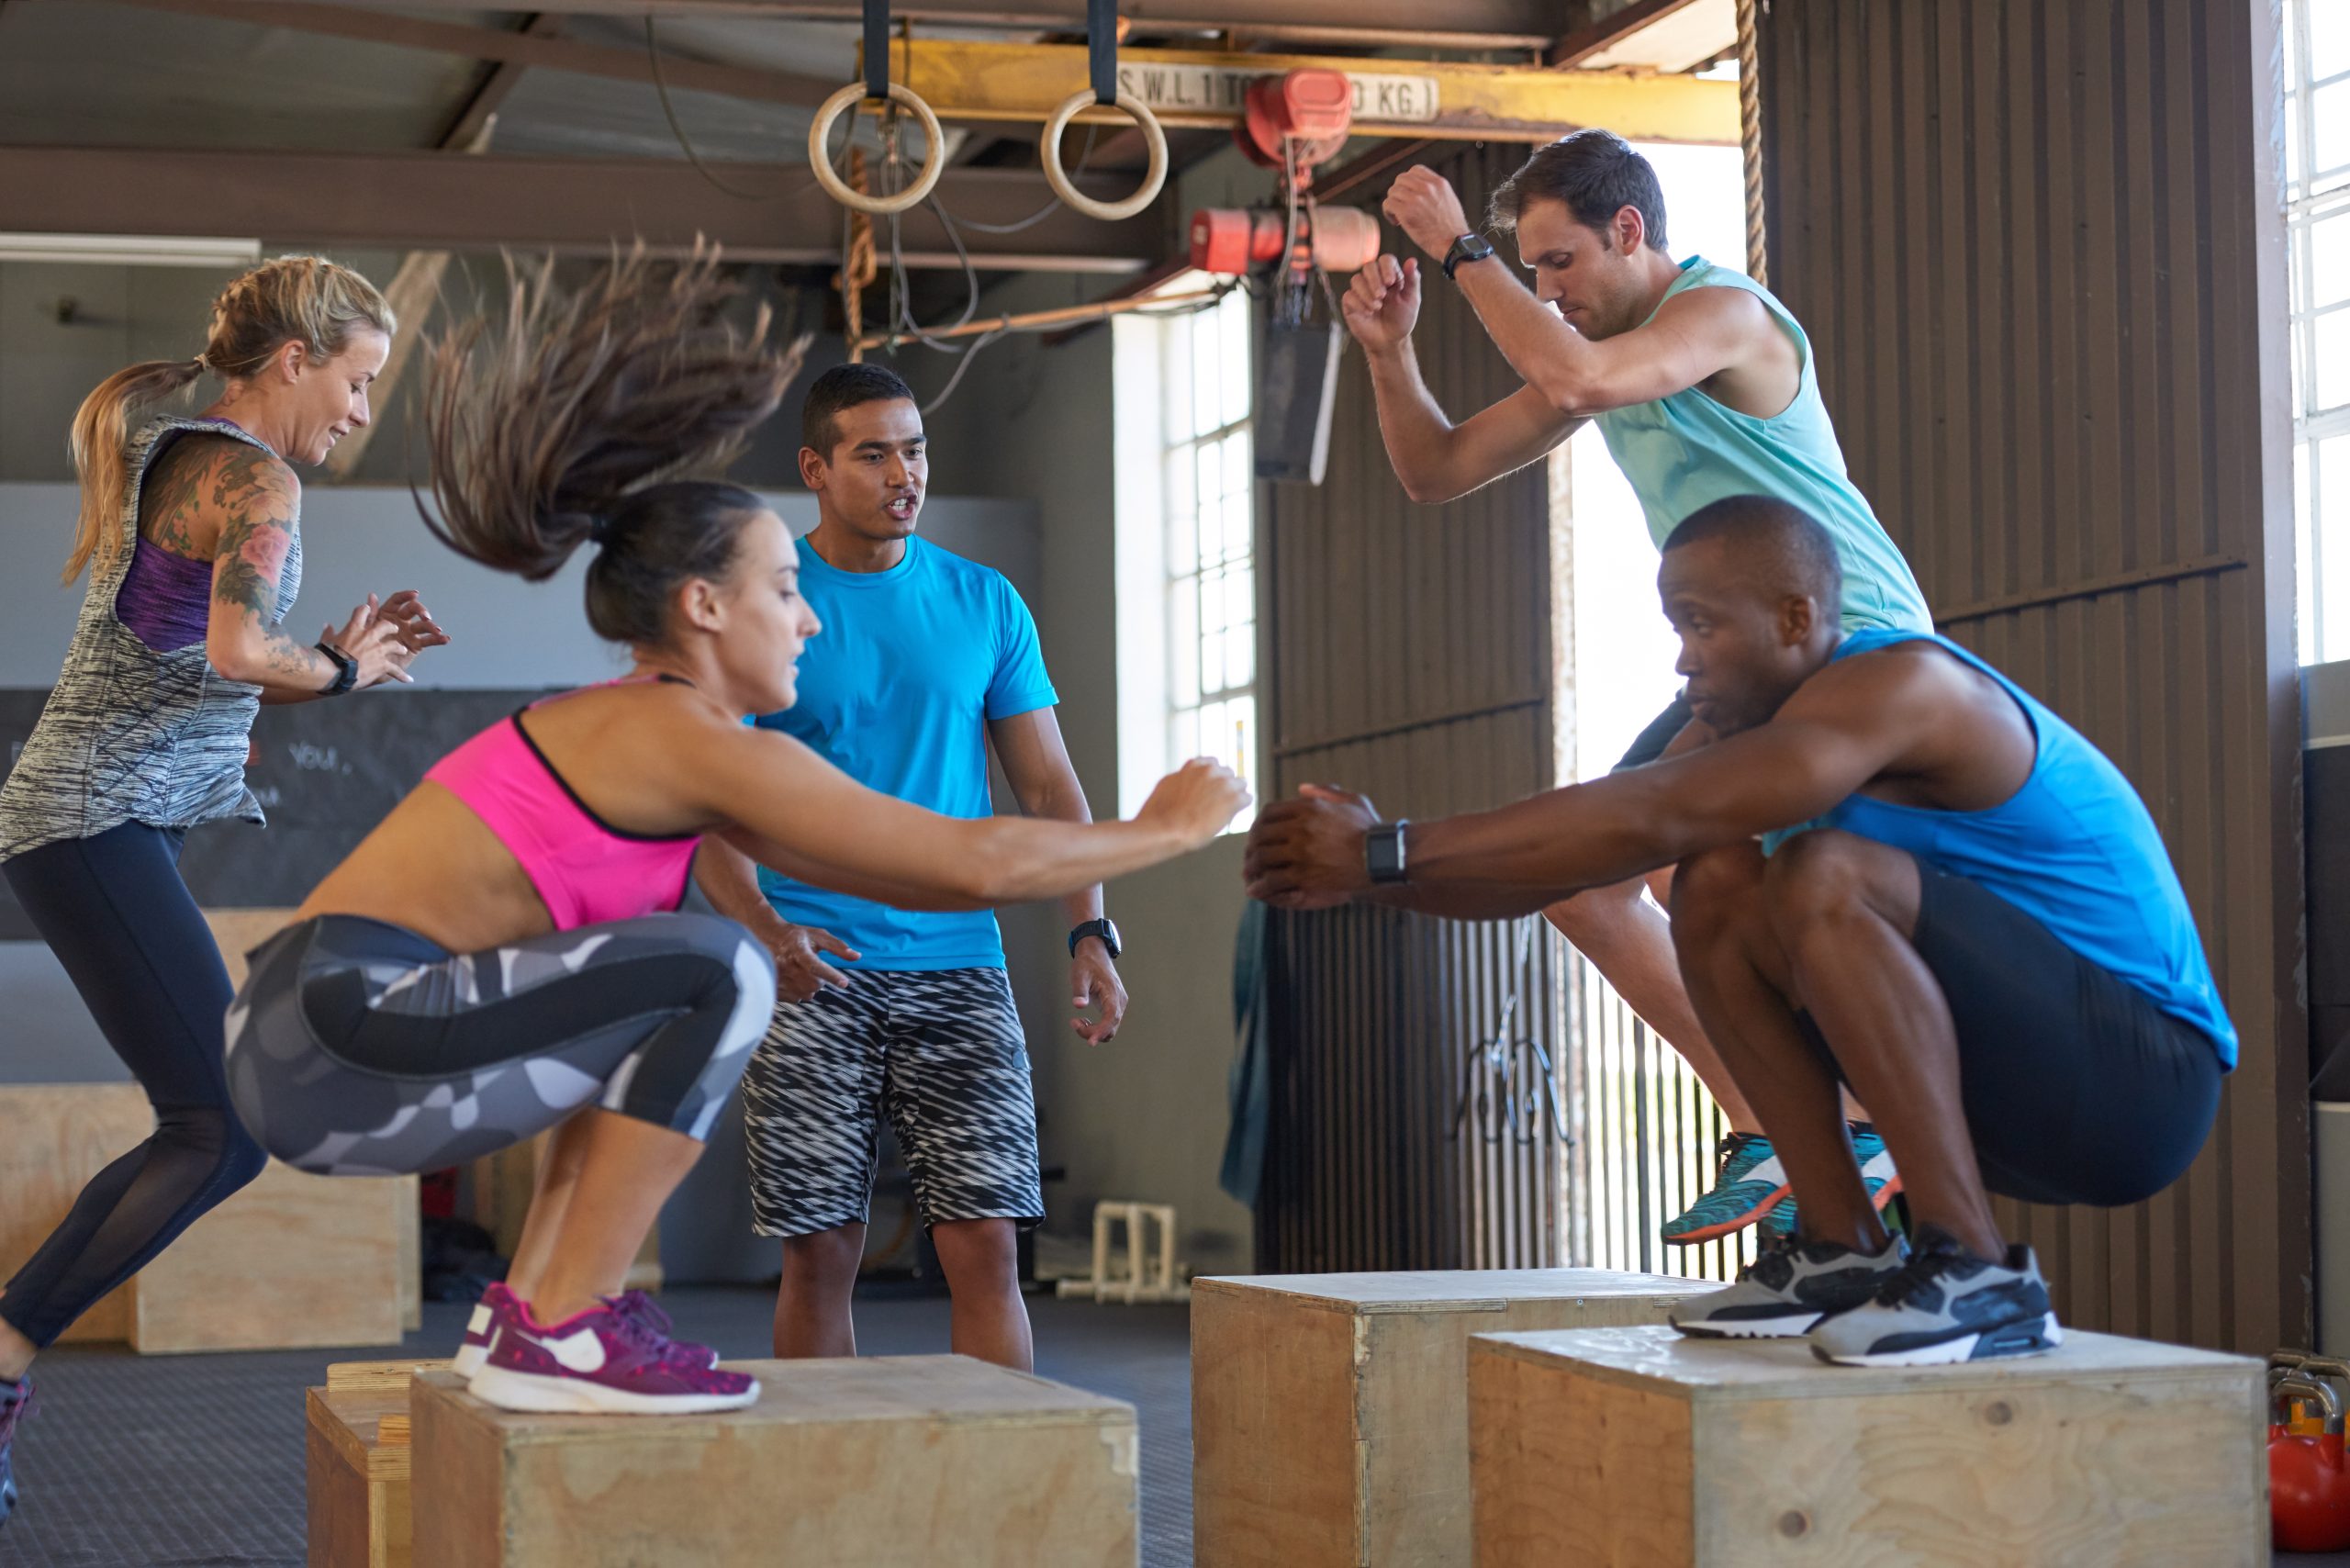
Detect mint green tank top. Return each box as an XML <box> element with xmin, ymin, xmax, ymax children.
<box><xmin>1591</xmin><ymin>257</ymin><xmax>1931</xmax><ymax>633</ymax></box>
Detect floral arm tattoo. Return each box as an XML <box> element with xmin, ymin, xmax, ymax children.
<box><xmin>207</xmin><ymin>446</ymin><xmax>327</xmax><ymax>684</ymax></box>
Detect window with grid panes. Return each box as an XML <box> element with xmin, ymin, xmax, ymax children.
<box><xmin>1162</xmin><ymin>286</ymin><xmax>1258</xmax><ymax>829</ymax></box>
<box><xmin>2290</xmin><ymin>0</ymin><xmax>2350</xmax><ymax>664</ymax></box>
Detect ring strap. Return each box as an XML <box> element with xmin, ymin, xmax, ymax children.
<box><xmin>864</xmin><ymin>0</ymin><xmax>890</xmax><ymax>102</ymax></box>
<box><xmin>1088</xmin><ymin>0</ymin><xmax>1117</xmax><ymax>106</ymax></box>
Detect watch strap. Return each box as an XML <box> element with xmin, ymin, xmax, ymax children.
<box><xmin>1365</xmin><ymin>820</ymin><xmax>1411</xmax><ymax>885</ymax></box>
<box><xmin>1069</xmin><ymin>918</ymin><xmax>1121</xmax><ymax>958</ymax></box>
<box><xmin>1442</xmin><ymin>233</ymin><xmax>1494</xmax><ymax>282</ymax></box>
<box><xmin>315</xmin><ymin>641</ymin><xmax>358</xmax><ymax>697</ymax></box>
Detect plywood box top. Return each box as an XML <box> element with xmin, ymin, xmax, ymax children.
<box><xmin>1194</xmin><ymin>1269</ymin><xmax>1708</xmax><ymax>1315</ymax></box>
<box><xmin>416</xmin><ymin>1356</ymin><xmax>1135</xmax><ymax>1449</ymax></box>
<box><xmin>1472</xmin><ymin>1324</ymin><xmax>2262</xmax><ymax>1402</ymax></box>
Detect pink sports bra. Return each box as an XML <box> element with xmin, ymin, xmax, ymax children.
<box><xmin>424</xmin><ymin>678</ymin><xmax>699</xmax><ymax>931</ymax></box>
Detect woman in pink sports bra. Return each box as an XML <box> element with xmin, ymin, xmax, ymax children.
<box><xmin>221</xmin><ymin>252</ymin><xmax>1249</xmax><ymax>1417</ymax></box>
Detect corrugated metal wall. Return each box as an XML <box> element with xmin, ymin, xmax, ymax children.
<box><xmin>1761</xmin><ymin>0</ymin><xmax>2309</xmax><ymax>1353</ymax></box>
<box><xmin>1259</xmin><ymin>141</ymin><xmax>1566</xmax><ymax>1271</ymax></box>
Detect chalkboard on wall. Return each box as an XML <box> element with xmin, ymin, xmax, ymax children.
<box><xmin>0</xmin><ymin>687</ymin><xmax>552</xmax><ymax>939</ymax></box>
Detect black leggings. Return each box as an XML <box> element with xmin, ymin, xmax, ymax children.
<box><xmin>0</xmin><ymin>823</ymin><xmax>268</xmax><ymax>1349</ymax></box>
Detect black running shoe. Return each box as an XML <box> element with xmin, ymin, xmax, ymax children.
<box><xmin>1668</xmin><ymin>1231</ymin><xmax>1909</xmax><ymax>1338</ymax></box>
<box><xmin>1808</xmin><ymin>1225</ymin><xmax>2061</xmax><ymax>1367</ymax></box>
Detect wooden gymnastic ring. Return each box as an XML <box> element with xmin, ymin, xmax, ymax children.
<box><xmin>809</xmin><ymin>82</ymin><xmax>946</xmax><ymax>216</ymax></box>
<box><xmin>1039</xmin><ymin>88</ymin><xmax>1168</xmax><ymax>222</ymax></box>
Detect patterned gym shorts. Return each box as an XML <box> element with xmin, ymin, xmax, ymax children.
<box><xmin>741</xmin><ymin>966</ymin><xmax>1043</xmax><ymax>1236</ymax></box>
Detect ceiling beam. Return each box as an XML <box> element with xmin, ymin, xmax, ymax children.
<box><xmin>1547</xmin><ymin>0</ymin><xmax>1708</xmax><ymax>68</ymax></box>
<box><xmin>0</xmin><ymin>147</ymin><xmax>1165</xmax><ymax>270</ymax></box>
<box><xmin>438</xmin><ymin>10</ymin><xmax>564</xmax><ymax>150</ymax></box>
<box><xmin>78</xmin><ymin>0</ymin><xmax>843</xmax><ymax>107</ymax></box>
<box><xmin>275</xmin><ymin>0</ymin><xmax>1567</xmax><ymax>50</ymax></box>
<box><xmin>890</xmin><ymin>36</ymin><xmax>1736</xmax><ymax>142</ymax></box>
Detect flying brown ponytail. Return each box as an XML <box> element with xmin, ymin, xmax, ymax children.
<box><xmin>420</xmin><ymin>246</ymin><xmax>805</xmax><ymax>590</ymax></box>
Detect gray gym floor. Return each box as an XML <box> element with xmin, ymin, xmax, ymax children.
<box><xmin>0</xmin><ymin>1286</ymin><xmax>2335</xmax><ymax>1567</ymax></box>
<box><xmin>0</xmin><ymin>1284</ymin><xmax>1193</xmax><ymax>1568</ymax></box>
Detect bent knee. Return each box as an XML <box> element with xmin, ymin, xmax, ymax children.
<box><xmin>1762</xmin><ymin>830</ymin><xmax>1910</xmax><ymax>931</ymax></box>
<box><xmin>1668</xmin><ymin>844</ymin><xmax>1765</xmax><ymax>927</ymax></box>
<box><xmin>1543</xmin><ymin>877</ymin><xmax>1648</xmax><ymax>942</ymax></box>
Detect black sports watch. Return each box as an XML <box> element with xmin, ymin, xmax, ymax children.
<box><xmin>315</xmin><ymin>641</ymin><xmax>359</xmax><ymax>697</ymax></box>
<box><xmin>1364</xmin><ymin>821</ymin><xmax>1411</xmax><ymax>885</ymax></box>
<box><xmin>1441</xmin><ymin>232</ymin><xmax>1496</xmax><ymax>281</ymax></box>
<box><xmin>1069</xmin><ymin>917</ymin><xmax>1122</xmax><ymax>959</ymax></box>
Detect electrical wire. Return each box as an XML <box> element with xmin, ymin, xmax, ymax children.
<box><xmin>946</xmin><ymin>125</ymin><xmax>1101</xmax><ymax>234</ymax></box>
<box><xmin>644</xmin><ymin>17</ymin><xmax>820</xmax><ymax>203</ymax></box>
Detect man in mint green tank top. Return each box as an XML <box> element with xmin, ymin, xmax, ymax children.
<box><xmin>1343</xmin><ymin>130</ymin><xmax>1929</xmax><ymax>1247</ymax></box>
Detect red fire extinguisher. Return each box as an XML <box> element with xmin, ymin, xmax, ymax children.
<box><xmin>2272</xmin><ymin>1369</ymin><xmax>2350</xmax><ymax>1551</ymax></box>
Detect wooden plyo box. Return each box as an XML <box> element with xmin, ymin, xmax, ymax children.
<box><xmin>1469</xmin><ymin>1324</ymin><xmax>2267</xmax><ymax>1568</ymax></box>
<box><xmin>0</xmin><ymin>907</ymin><xmax>419</xmax><ymax>1350</ymax></box>
<box><xmin>1192</xmin><ymin>1270</ymin><xmax>1709</xmax><ymax>1568</ymax></box>
<box><xmin>0</xmin><ymin>1083</ymin><xmax>416</xmax><ymax>1352</ymax></box>
<box><xmin>409</xmin><ymin>1356</ymin><xmax>1141</xmax><ymax>1567</ymax></box>
<box><xmin>306</xmin><ymin>1359</ymin><xmax>451</xmax><ymax>1568</ymax></box>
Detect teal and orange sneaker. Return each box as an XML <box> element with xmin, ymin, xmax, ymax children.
<box><xmin>1662</xmin><ymin>1132</ymin><xmax>1788</xmax><ymax>1245</ymax></box>
<box><xmin>1760</xmin><ymin>1123</ymin><xmax>1903</xmax><ymax>1240</ymax></box>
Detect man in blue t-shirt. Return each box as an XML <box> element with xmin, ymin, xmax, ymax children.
<box><xmin>697</xmin><ymin>364</ymin><xmax>1125</xmax><ymax>1372</ymax></box>
<box><xmin>1243</xmin><ymin>498</ymin><xmax>2232</xmax><ymax>1368</ymax></box>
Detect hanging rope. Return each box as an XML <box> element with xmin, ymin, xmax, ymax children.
<box><xmin>1736</xmin><ymin>0</ymin><xmax>1769</xmax><ymax>287</ymax></box>
<box><xmin>835</xmin><ymin>150</ymin><xmax>879</xmax><ymax>362</ymax></box>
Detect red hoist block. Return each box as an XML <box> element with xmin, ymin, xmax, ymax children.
<box><xmin>1240</xmin><ymin>69</ymin><xmax>1354</xmax><ymax>162</ymax></box>
<box><xmin>1188</xmin><ymin>207</ymin><xmax>1382</xmax><ymax>276</ymax></box>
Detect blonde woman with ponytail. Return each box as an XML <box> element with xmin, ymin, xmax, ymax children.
<box><xmin>0</xmin><ymin>256</ymin><xmax>447</xmax><ymax>1518</ymax></box>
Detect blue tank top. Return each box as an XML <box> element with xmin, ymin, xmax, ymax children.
<box><xmin>1774</xmin><ymin>631</ymin><xmax>2234</xmax><ymax>1063</ymax></box>
<box><xmin>1591</xmin><ymin>258</ymin><xmax>1932</xmax><ymax>634</ymax></box>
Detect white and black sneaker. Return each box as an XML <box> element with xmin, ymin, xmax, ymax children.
<box><xmin>1808</xmin><ymin>1225</ymin><xmax>2061</xmax><ymax>1367</ymax></box>
<box><xmin>1669</xmin><ymin>1232</ymin><xmax>1910</xmax><ymax>1338</ymax></box>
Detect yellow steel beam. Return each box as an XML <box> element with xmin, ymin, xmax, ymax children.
<box><xmin>873</xmin><ymin>39</ymin><xmax>1740</xmax><ymax>145</ymax></box>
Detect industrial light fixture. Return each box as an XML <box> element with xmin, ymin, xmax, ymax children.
<box><xmin>0</xmin><ymin>233</ymin><xmax>263</xmax><ymax>268</ymax></box>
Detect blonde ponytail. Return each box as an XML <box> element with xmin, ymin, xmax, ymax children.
<box><xmin>62</xmin><ymin>254</ymin><xmax>395</xmax><ymax>584</ymax></box>
<box><xmin>63</xmin><ymin>358</ymin><xmax>207</xmax><ymax>583</ymax></box>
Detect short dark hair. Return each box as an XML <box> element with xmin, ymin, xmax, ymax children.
<box><xmin>801</xmin><ymin>363</ymin><xmax>916</xmax><ymax>457</ymax></box>
<box><xmin>1487</xmin><ymin>129</ymin><xmax>1669</xmax><ymax>252</ymax></box>
<box><xmin>1662</xmin><ymin>495</ymin><xmax>1843</xmax><ymax>614</ymax></box>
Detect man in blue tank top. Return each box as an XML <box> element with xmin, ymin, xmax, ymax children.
<box><xmin>697</xmin><ymin>364</ymin><xmax>1126</xmax><ymax>1373</ymax></box>
<box><xmin>1242</xmin><ymin>497</ymin><xmax>2232</xmax><ymax>1367</ymax></box>
<box><xmin>1348</xmin><ymin>130</ymin><xmax>1932</xmax><ymax>1247</ymax></box>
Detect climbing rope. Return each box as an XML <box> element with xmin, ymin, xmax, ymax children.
<box><xmin>1737</xmin><ymin>0</ymin><xmax>1769</xmax><ymax>287</ymax></box>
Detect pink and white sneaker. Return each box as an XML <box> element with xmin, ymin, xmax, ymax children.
<box><xmin>452</xmin><ymin>1282</ymin><xmax>522</xmax><ymax>1378</ymax></box>
<box><xmin>466</xmin><ymin>1296</ymin><xmax>757</xmax><ymax>1415</ymax></box>
<box><xmin>454</xmin><ymin>1283</ymin><xmax>713</xmax><ymax>1378</ymax></box>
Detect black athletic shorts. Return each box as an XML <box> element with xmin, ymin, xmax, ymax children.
<box><xmin>1613</xmin><ymin>692</ymin><xmax>1695</xmax><ymax>773</ymax></box>
<box><xmin>1795</xmin><ymin>855</ymin><xmax>2226</xmax><ymax>1208</ymax></box>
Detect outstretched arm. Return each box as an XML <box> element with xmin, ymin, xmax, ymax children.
<box><xmin>685</xmin><ymin>719</ymin><xmax>1248</xmax><ymax>911</ymax></box>
<box><xmin>1245</xmin><ymin>657</ymin><xmax>1939</xmax><ymax>916</ymax></box>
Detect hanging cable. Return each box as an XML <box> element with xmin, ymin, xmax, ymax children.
<box><xmin>646</xmin><ymin>17</ymin><xmax>814</xmax><ymax>201</ymax></box>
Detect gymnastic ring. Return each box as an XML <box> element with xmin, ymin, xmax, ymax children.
<box><xmin>809</xmin><ymin>82</ymin><xmax>947</xmax><ymax>216</ymax></box>
<box><xmin>1039</xmin><ymin>88</ymin><xmax>1168</xmax><ymax>222</ymax></box>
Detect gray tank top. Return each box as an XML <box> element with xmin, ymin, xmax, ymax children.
<box><xmin>0</xmin><ymin>417</ymin><xmax>304</xmax><ymax>861</ymax></box>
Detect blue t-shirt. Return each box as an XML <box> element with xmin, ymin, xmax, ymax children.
<box><xmin>753</xmin><ymin>533</ymin><xmax>1058</xmax><ymax>969</ymax></box>
<box><xmin>1768</xmin><ymin>630</ymin><xmax>2237</xmax><ymax>1066</ymax></box>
